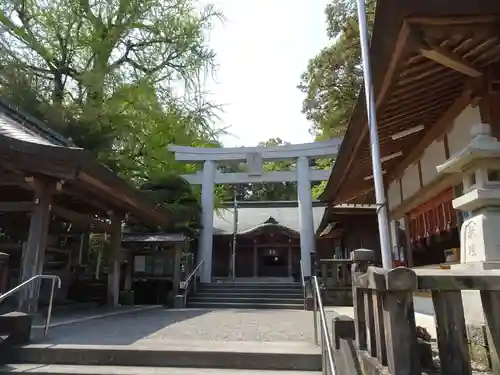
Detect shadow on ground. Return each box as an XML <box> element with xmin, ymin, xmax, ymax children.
<box><xmin>32</xmin><ymin>308</ymin><xmax>213</xmax><ymax>345</ymax></box>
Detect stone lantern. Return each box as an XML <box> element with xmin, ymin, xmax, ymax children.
<box><xmin>437</xmin><ymin>123</ymin><xmax>500</xmax><ymax>268</ymax></box>
<box><xmin>437</xmin><ymin>123</ymin><xmax>500</xmax><ymax>332</ymax></box>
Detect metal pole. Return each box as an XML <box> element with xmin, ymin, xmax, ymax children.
<box><xmin>44</xmin><ymin>279</ymin><xmax>57</xmax><ymax>337</ymax></box>
<box><xmin>355</xmin><ymin>0</ymin><xmax>392</xmax><ymax>269</ymax></box>
<box><xmin>231</xmin><ymin>187</ymin><xmax>238</xmax><ymax>279</ymax></box>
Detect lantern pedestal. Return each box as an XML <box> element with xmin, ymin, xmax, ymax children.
<box><xmin>437</xmin><ymin>122</ymin><xmax>500</xmax><ymax>327</ymax></box>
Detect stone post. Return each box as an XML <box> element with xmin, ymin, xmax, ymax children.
<box><xmin>297</xmin><ymin>156</ymin><xmax>314</xmax><ymax>277</ymax></box>
<box><xmin>199</xmin><ymin>160</ymin><xmax>216</xmax><ymax>283</ymax></box>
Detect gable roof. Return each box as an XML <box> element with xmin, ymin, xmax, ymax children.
<box><xmin>0</xmin><ymin>99</ymin><xmax>171</xmax><ymax>227</ymax></box>
<box><xmin>213</xmin><ymin>206</ymin><xmax>326</xmax><ymax>235</ymax></box>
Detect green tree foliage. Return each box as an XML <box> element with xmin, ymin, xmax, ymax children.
<box><xmin>298</xmin><ymin>0</ymin><xmax>376</xmax><ymax>140</ymax></box>
<box><xmin>247</xmin><ymin>137</ymin><xmax>297</xmax><ymax>201</ymax></box>
<box><xmin>298</xmin><ymin>0</ymin><xmax>376</xmax><ymax>198</ymax></box>
<box><xmin>127</xmin><ymin>174</ymin><xmax>202</xmax><ymax>236</ymax></box>
<box><xmin>219</xmin><ymin>138</ymin><xmax>298</xmax><ymax>202</ymax></box>
<box><xmin>0</xmin><ymin>0</ymin><xmax>223</xmax><ymax>183</ymax></box>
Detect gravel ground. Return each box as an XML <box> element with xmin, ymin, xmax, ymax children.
<box><xmin>38</xmin><ymin>308</ymin><xmax>333</xmax><ymax>345</ymax></box>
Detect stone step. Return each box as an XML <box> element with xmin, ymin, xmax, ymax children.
<box><xmin>197</xmin><ymin>287</ymin><xmax>302</xmax><ymax>294</ymax></box>
<box><xmin>10</xmin><ymin>343</ymin><xmax>321</xmax><ymax>371</ymax></box>
<box><xmin>194</xmin><ymin>291</ymin><xmax>303</xmax><ymax>298</ymax></box>
<box><xmin>187</xmin><ymin>302</ymin><xmax>304</xmax><ymax>310</ymax></box>
<box><xmin>201</xmin><ymin>284</ymin><xmax>301</xmax><ymax>290</ymax></box>
<box><xmin>189</xmin><ymin>297</ymin><xmax>304</xmax><ymax>304</ymax></box>
<box><xmin>0</xmin><ymin>364</ymin><xmax>322</xmax><ymax>375</ymax></box>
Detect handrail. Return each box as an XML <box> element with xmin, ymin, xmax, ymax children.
<box><xmin>312</xmin><ymin>276</ymin><xmax>336</xmax><ymax>375</ymax></box>
<box><xmin>179</xmin><ymin>260</ymin><xmax>204</xmax><ymax>307</ymax></box>
<box><xmin>299</xmin><ymin>260</ymin><xmax>306</xmax><ymax>310</ymax></box>
<box><xmin>1</xmin><ymin>274</ymin><xmax>61</xmax><ymax>338</ymax></box>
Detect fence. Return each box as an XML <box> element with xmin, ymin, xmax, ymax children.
<box><xmin>331</xmin><ymin>248</ymin><xmax>500</xmax><ymax>375</ymax></box>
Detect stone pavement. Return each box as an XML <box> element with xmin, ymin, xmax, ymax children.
<box><xmin>36</xmin><ymin>308</ymin><xmax>334</xmax><ymax>345</ymax></box>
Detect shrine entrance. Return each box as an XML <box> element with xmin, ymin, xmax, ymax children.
<box><xmin>257</xmin><ymin>247</ymin><xmax>289</xmax><ymax>277</ymax></box>
<box><xmin>213</xmin><ymin>215</ymin><xmax>302</xmax><ymax>280</ymax></box>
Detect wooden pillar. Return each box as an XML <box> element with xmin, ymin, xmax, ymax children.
<box><xmin>287</xmin><ymin>246</ymin><xmax>293</xmax><ymax>277</ymax></box>
<box><xmin>253</xmin><ymin>240</ymin><xmax>258</xmax><ymax>277</ymax></box>
<box><xmin>403</xmin><ymin>215</ymin><xmax>414</xmax><ymax>268</ymax></box>
<box><xmin>18</xmin><ymin>179</ymin><xmax>53</xmax><ymax>313</ymax></box>
<box><xmin>124</xmin><ymin>250</ymin><xmax>133</xmax><ymax>291</ymax></box>
<box><xmin>172</xmin><ymin>243</ymin><xmax>182</xmax><ymax>297</ymax></box>
<box><xmin>107</xmin><ymin>212</ymin><xmax>123</xmax><ymax>307</ymax></box>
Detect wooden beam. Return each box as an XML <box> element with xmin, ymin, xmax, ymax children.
<box><xmin>420</xmin><ymin>45</ymin><xmax>483</xmax><ymax>78</ymax></box>
<box><xmin>0</xmin><ymin>201</ymin><xmax>33</xmax><ymax>212</ymax></box>
<box><xmin>52</xmin><ymin>205</ymin><xmax>111</xmax><ymax>232</ymax></box>
<box><xmin>388</xmin><ymin>89</ymin><xmax>472</xmax><ymax>182</ymax></box>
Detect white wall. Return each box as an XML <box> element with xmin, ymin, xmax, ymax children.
<box><xmin>387</xmin><ymin>180</ymin><xmax>401</xmax><ymax>211</ymax></box>
<box><xmin>390</xmin><ymin>105</ymin><xmax>480</xmax><ymax>213</ymax></box>
<box><xmin>401</xmin><ymin>163</ymin><xmax>420</xmax><ymax>200</ymax></box>
<box><xmin>448</xmin><ymin>105</ymin><xmax>481</xmax><ymax>155</ymax></box>
<box><xmin>420</xmin><ymin>140</ymin><xmax>446</xmax><ymax>186</ymax></box>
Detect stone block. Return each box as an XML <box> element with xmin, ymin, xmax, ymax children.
<box><xmin>417</xmin><ymin>338</ymin><xmax>434</xmax><ymax>370</ymax></box>
<box><xmin>332</xmin><ymin>315</ymin><xmax>355</xmax><ymax>350</ymax></box>
<box><xmin>466</xmin><ymin>323</ymin><xmax>491</xmax><ymax>369</ymax></box>
<box><xmin>0</xmin><ymin>311</ymin><xmax>33</xmax><ymax>346</ymax></box>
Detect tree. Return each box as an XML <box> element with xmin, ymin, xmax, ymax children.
<box><xmin>218</xmin><ymin>138</ymin><xmax>298</xmax><ymax>202</ymax></box>
<box><xmin>298</xmin><ymin>0</ymin><xmax>376</xmax><ymax>198</ymax></box>
<box><xmin>298</xmin><ymin>0</ymin><xmax>376</xmax><ymax>140</ymax></box>
<box><xmin>127</xmin><ymin>174</ymin><xmax>202</xmax><ymax>236</ymax></box>
<box><xmin>0</xmin><ymin>0</ymin><xmax>223</xmax><ymax>181</ymax></box>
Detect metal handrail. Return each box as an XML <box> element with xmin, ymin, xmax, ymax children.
<box><xmin>299</xmin><ymin>260</ymin><xmax>306</xmax><ymax>310</ymax></box>
<box><xmin>312</xmin><ymin>276</ymin><xmax>336</xmax><ymax>375</ymax></box>
<box><xmin>0</xmin><ymin>275</ymin><xmax>61</xmax><ymax>338</ymax></box>
<box><xmin>179</xmin><ymin>260</ymin><xmax>204</xmax><ymax>307</ymax></box>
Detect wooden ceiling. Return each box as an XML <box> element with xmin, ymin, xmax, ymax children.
<box><xmin>321</xmin><ymin>1</ymin><xmax>500</xmax><ymax>204</ymax></box>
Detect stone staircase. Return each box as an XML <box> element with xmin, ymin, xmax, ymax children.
<box><xmin>188</xmin><ymin>280</ymin><xmax>304</xmax><ymax>310</ymax></box>
<box><xmin>0</xmin><ymin>341</ymin><xmax>321</xmax><ymax>374</ymax></box>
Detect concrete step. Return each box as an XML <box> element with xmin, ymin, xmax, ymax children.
<box><xmin>201</xmin><ymin>284</ymin><xmax>301</xmax><ymax>290</ymax></box>
<box><xmin>0</xmin><ymin>364</ymin><xmax>322</xmax><ymax>374</ymax></box>
<box><xmin>187</xmin><ymin>302</ymin><xmax>304</xmax><ymax>310</ymax></box>
<box><xmin>194</xmin><ymin>291</ymin><xmax>303</xmax><ymax>298</ymax></box>
<box><xmin>198</xmin><ymin>288</ymin><xmax>302</xmax><ymax>295</ymax></box>
<box><xmin>10</xmin><ymin>342</ymin><xmax>321</xmax><ymax>371</ymax></box>
<box><xmin>190</xmin><ymin>297</ymin><xmax>304</xmax><ymax>304</ymax></box>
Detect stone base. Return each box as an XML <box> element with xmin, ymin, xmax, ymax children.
<box><xmin>0</xmin><ymin>312</ymin><xmax>33</xmax><ymax>346</ymax></box>
<box><xmin>119</xmin><ymin>290</ymin><xmax>135</xmax><ymax>306</ymax></box>
<box><xmin>305</xmin><ymin>296</ymin><xmax>314</xmax><ymax>311</ymax></box>
<box><xmin>466</xmin><ymin>324</ymin><xmax>491</xmax><ymax>369</ymax></box>
<box><xmin>451</xmin><ymin>261</ymin><xmax>499</xmax><ymax>368</ymax></box>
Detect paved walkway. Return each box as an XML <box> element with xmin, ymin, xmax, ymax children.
<box><xmin>37</xmin><ymin>308</ymin><xmax>330</xmax><ymax>345</ymax></box>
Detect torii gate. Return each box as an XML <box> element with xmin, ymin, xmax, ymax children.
<box><xmin>169</xmin><ymin>139</ymin><xmax>342</xmax><ymax>282</ymax></box>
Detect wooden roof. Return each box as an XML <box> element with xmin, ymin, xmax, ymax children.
<box><xmin>321</xmin><ymin>0</ymin><xmax>500</xmax><ymax>204</ymax></box>
<box><xmin>0</xmin><ymin>101</ymin><xmax>171</xmax><ymax>228</ymax></box>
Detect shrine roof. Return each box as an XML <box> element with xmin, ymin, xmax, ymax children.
<box><xmin>320</xmin><ymin>0</ymin><xmax>500</xmax><ymax>204</ymax></box>
<box><xmin>0</xmin><ymin>99</ymin><xmax>171</xmax><ymax>228</ymax></box>
<box><xmin>213</xmin><ymin>206</ymin><xmax>326</xmax><ymax>236</ymax></box>
<box><xmin>122</xmin><ymin>233</ymin><xmax>187</xmax><ymax>243</ymax></box>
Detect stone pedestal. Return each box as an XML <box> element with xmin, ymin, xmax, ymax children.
<box><xmin>437</xmin><ymin>123</ymin><xmax>500</xmax><ymax>365</ymax></box>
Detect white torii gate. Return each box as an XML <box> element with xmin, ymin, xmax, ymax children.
<box><xmin>169</xmin><ymin>139</ymin><xmax>342</xmax><ymax>282</ymax></box>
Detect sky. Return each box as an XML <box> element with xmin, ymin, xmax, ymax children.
<box><xmin>197</xmin><ymin>0</ymin><xmax>332</xmax><ymax>147</ymax></box>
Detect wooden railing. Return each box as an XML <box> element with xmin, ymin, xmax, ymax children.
<box><xmin>317</xmin><ymin>256</ymin><xmax>372</xmax><ymax>306</ymax></box>
<box><xmin>332</xmin><ymin>248</ymin><xmax>500</xmax><ymax>375</ymax></box>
